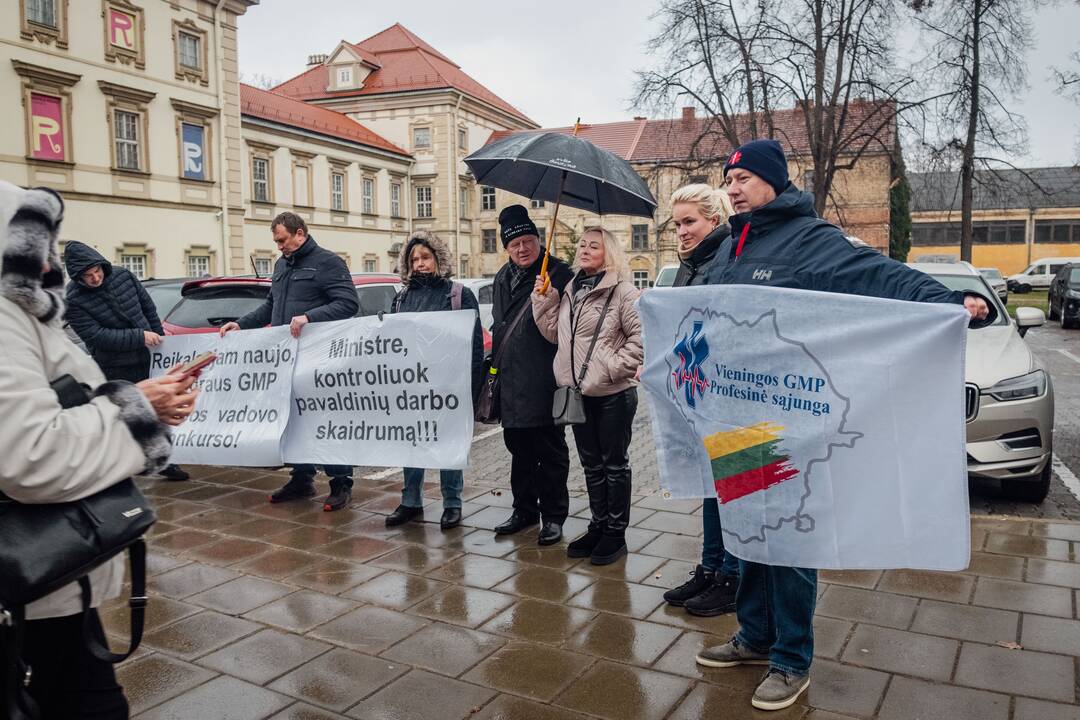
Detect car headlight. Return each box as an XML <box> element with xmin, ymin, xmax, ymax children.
<box><xmin>985</xmin><ymin>370</ymin><xmax>1047</xmax><ymax>402</ymax></box>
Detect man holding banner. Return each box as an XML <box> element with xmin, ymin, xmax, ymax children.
<box><xmin>219</xmin><ymin>212</ymin><xmax>359</xmax><ymax>511</ymax></box>
<box><xmin>682</xmin><ymin>140</ymin><xmax>991</xmax><ymax>711</ymax></box>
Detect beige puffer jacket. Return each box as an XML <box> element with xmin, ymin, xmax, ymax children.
<box><xmin>532</xmin><ymin>270</ymin><xmax>643</xmax><ymax>397</ymax></box>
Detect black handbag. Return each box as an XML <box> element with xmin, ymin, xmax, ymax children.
<box><xmin>475</xmin><ymin>298</ymin><xmax>532</xmax><ymax>424</ymax></box>
<box><xmin>553</xmin><ymin>288</ymin><xmax>616</xmax><ymax>426</ymax></box>
<box><xmin>1</xmin><ymin>375</ymin><xmax>156</xmax><ymax>720</ymax></box>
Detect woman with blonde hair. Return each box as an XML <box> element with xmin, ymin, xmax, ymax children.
<box><xmin>532</xmin><ymin>226</ymin><xmax>643</xmax><ymax>564</ymax></box>
<box><xmin>660</xmin><ymin>183</ymin><xmax>742</xmax><ymax>618</ymax></box>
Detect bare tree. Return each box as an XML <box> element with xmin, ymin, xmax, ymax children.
<box><xmin>908</xmin><ymin>0</ymin><xmax>1040</xmax><ymax>262</ymax></box>
<box><xmin>240</xmin><ymin>72</ymin><xmax>282</xmax><ymax>90</ymax></box>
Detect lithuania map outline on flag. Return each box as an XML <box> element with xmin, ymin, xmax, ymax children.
<box><xmin>666</xmin><ymin>307</ymin><xmax>863</xmax><ymax>544</ymax></box>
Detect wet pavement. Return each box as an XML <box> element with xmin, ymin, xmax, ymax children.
<box><xmin>101</xmin><ymin>462</ymin><xmax>1080</xmax><ymax>720</ymax></box>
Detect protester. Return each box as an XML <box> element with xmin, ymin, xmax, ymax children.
<box><xmin>64</xmin><ymin>241</ymin><xmax>189</xmax><ymax>481</ymax></box>
<box><xmin>532</xmin><ymin>227</ymin><xmax>643</xmax><ymax>565</ymax></box>
<box><xmin>385</xmin><ymin>230</ymin><xmax>483</xmax><ymax>530</ymax></box>
<box><xmin>219</xmin><ymin>212</ymin><xmax>359</xmax><ymax>511</ymax></box>
<box><xmin>490</xmin><ymin>205</ymin><xmax>574</xmax><ymax>545</ymax></box>
<box><xmin>695</xmin><ymin>139</ymin><xmax>991</xmax><ymax>711</ymax></box>
<box><xmin>660</xmin><ymin>184</ymin><xmax>741</xmax><ymax>617</ymax></box>
<box><xmin>0</xmin><ymin>182</ymin><xmax>196</xmax><ymax>719</ymax></box>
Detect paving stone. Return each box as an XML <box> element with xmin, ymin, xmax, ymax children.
<box><xmin>624</xmin><ymin>527</ymin><xmax>663</xmax><ymax>553</ymax></box>
<box><xmin>151</xmin><ymin>528</ymin><xmax>221</xmax><ymax>553</ymax></box>
<box><xmin>145</xmin><ymin>552</ymin><xmax>191</xmax><ymax>576</ymax></box>
<box><xmin>198</xmin><ymin>628</ymin><xmax>331</xmax><ymax>685</ymax></box>
<box><xmin>229</xmin><ymin>516</ymin><xmax>306</xmax><ymax>541</ymax></box>
<box><xmin>839</xmin><ymin>624</ymin><xmax>959</xmax><ymax>681</ymax></box>
<box><xmin>267</xmin><ymin>703</ymin><xmax>351</xmax><ymax>720</ymax></box>
<box><xmin>427</xmin><ymin>555</ymin><xmax>521</xmax><ymax>589</ymax></box>
<box><xmin>878</xmin><ymin>675</ymin><xmax>1009</xmax><ymax>720</ymax></box>
<box><xmin>243</xmin><ymin>590</ymin><xmax>357</xmax><ymax>633</ymax></box>
<box><xmin>369</xmin><ymin>544</ymin><xmax>463</xmax><ymax>573</ymax></box>
<box><xmin>150</xmin><ymin>563</ymin><xmax>241</xmax><ymax>599</ymax></box>
<box><xmin>972</xmin><ymin>577</ymin><xmax>1073</xmax><ymax>617</ymax></box>
<box><xmin>232</xmin><ymin>548</ymin><xmax>322</xmax><ymax>580</ymax></box>
<box><xmin>634</xmin><ymin>495</ymin><xmax>701</xmax><ymax>513</ymax></box>
<box><xmin>909</xmin><ymin>599</ymin><xmax>1019</xmax><ymax>644</ymax></box>
<box><xmin>320</xmin><ymin>535</ymin><xmax>401</xmax><ymax>563</ymax></box>
<box><xmin>668</xmin><ymin>682</ymin><xmax>806</xmax><ymax>720</ymax></box>
<box><xmin>650</xmin><ymin>630</ymin><xmax>763</xmax><ymax>687</ymax></box>
<box><xmin>411</xmin><ymin>586</ymin><xmax>517</xmax><ymax>628</ymax></box>
<box><xmin>346</xmin><ymin>669</ymin><xmax>496</xmax><ymax>720</ymax></box>
<box><xmin>1026</xmin><ymin>558</ymin><xmax>1080</xmax><ymax>589</ymax></box>
<box><xmin>309</xmin><ymin>605</ymin><xmax>429</xmax><ymax>654</ymax></box>
<box><xmin>462</xmin><ymin>642</ymin><xmax>594</xmax><ymax>702</ymax></box>
<box><xmin>812</xmin><ymin>616</ymin><xmax>854</xmax><ymax>660</ymax></box>
<box><xmin>179</xmin><ymin>509</ymin><xmax>258</xmax><ymax>533</ymax></box>
<box><xmin>461</xmin><ymin>505</ymin><xmax>515</xmax><ymax>530</ymax></box>
<box><xmin>491</xmin><ymin>566</ymin><xmax>595</xmax><ymax>602</ymax></box>
<box><xmin>563</xmin><ymin>612</ymin><xmax>682</xmax><ymax>666</ymax></box>
<box><xmin>380</xmin><ymin>621</ymin><xmax>505</xmax><ymax>677</ymax></box>
<box><xmin>503</xmin><ymin>546</ymin><xmax>586</xmax><ymax>570</ymax></box>
<box><xmin>139</xmin><ymin>675</ymin><xmax>293</xmax><ymax>720</ymax></box>
<box><xmin>955</xmin><ymin>643</ymin><xmax>1075</xmax><ymax>702</ymax></box>
<box><xmin>970</xmin><ymin>518</ymin><xmax>1032</xmax><ymax>535</ymax></box>
<box><xmin>645</xmin><ymin>601</ymin><xmax>741</xmax><ymax>635</ymax></box>
<box><xmin>214</xmin><ymin>489</ymin><xmax>276</xmax><ymax>511</ymax></box>
<box><xmin>116</xmin><ymin>653</ymin><xmax>216</xmax><ymax>715</ymax></box>
<box><xmin>266</xmin><ymin>525</ymin><xmax>352</xmax><ymax>552</ymax></box>
<box><xmin>876</xmin><ymin>569</ymin><xmax>976</xmax><ymax>602</ymax></box>
<box><xmin>456</xmin><ymin>529</ymin><xmax>532</xmax><ymax>558</ymax></box>
<box><xmin>1030</xmin><ymin>522</ymin><xmax>1080</xmax><ymax>543</ymax></box>
<box><xmin>805</xmin><ymin>659</ymin><xmax>890</xmax><ymax>718</ymax></box>
<box><xmin>173</xmin><ymin>483</ymin><xmax>243</xmax><ymax>503</ymax></box>
<box><xmin>570</xmin><ymin>553</ymin><xmax>667</xmax><ymax>584</ymax></box>
<box><xmin>479</xmin><ymin>598</ymin><xmax>597</xmax><ymax>645</ymax></box>
<box><xmin>187</xmin><ymin>576</ymin><xmax>296</xmax><ymax>615</ymax></box>
<box><xmin>1020</xmin><ymin>614</ymin><xmax>1080</xmax><ymax>655</ymax></box>
<box><xmin>183</xmin><ymin>537</ymin><xmax>273</xmax><ymax>567</ymax></box>
<box><xmin>150</xmin><ymin>500</ymin><xmax>206</xmax><ymax>523</ymax></box>
<box><xmin>984</xmin><ymin>532</ymin><xmax>1072</xmax><ymax>561</ymax></box>
<box><xmin>634</xmin><ymin>510</ymin><xmax>703</xmax><ymax>536</ymax></box>
<box><xmin>553</xmin><ymin>660</ymin><xmax>688</xmax><ymax>720</ymax></box>
<box><xmin>815</xmin><ymin>585</ymin><xmax>918</xmax><ymax>629</ymax></box>
<box><xmin>1013</xmin><ymin>698</ymin><xmax>1080</xmax><ymax>720</ymax></box>
<box><xmin>342</xmin><ymin>570</ymin><xmax>449</xmax><ymax>609</ymax></box>
<box><xmin>960</xmin><ymin>551</ymin><xmax>1026</xmax><ymax>580</ymax></box>
<box><xmin>818</xmin><ymin>570</ymin><xmax>882</xmax><ymax>589</ymax></box>
<box><xmin>637</xmin><ymin>534</ymin><xmax>704</xmax><ymax>563</ymax></box>
<box><xmin>286</xmin><ymin>560</ymin><xmax>385</xmax><ymax>594</ymax></box>
<box><xmin>101</xmin><ymin>596</ymin><xmax>201</xmax><ymax>638</ymax></box>
<box><xmin>142</xmin><ymin>610</ymin><xmax>261</xmax><ymax>660</ymax></box>
<box><xmin>639</xmin><ymin>559</ymin><xmax>698</xmax><ymax>589</ymax></box>
<box><xmin>567</xmin><ymin>578</ymin><xmax>667</xmax><ymax>619</ymax></box>
<box><xmin>471</xmin><ymin>694</ymin><xmax>592</xmax><ymax>720</ymax></box>
<box><xmin>268</xmin><ymin>647</ymin><xmax>407</xmax><ymax>712</ymax></box>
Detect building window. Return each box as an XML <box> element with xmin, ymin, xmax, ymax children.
<box><xmin>178</xmin><ymin>32</ymin><xmax>201</xmax><ymax>71</ymax></box>
<box><xmin>481</xmin><ymin>186</ymin><xmax>495</xmax><ymax>211</ymax></box>
<box><xmin>294</xmin><ymin>163</ymin><xmax>311</xmax><ymax>206</ymax></box>
<box><xmin>20</xmin><ymin>0</ymin><xmax>68</xmax><ymax>48</ymax></box>
<box><xmin>631</xmin><ymin>224</ymin><xmax>649</xmax><ymax>250</ymax></box>
<box><xmin>114</xmin><ymin>109</ymin><xmax>141</xmax><ymax>171</ymax></box>
<box><xmin>103</xmin><ymin>1</ymin><xmax>144</xmax><ymax>69</ymax></box>
<box><xmin>187</xmin><ymin>254</ymin><xmax>210</xmax><ymax>277</ymax></box>
<box><xmin>362</xmin><ymin>177</ymin><xmax>375</xmax><ymax>214</ymax></box>
<box><xmin>337</xmin><ymin>67</ymin><xmax>352</xmax><ymax>86</ymax></box>
<box><xmin>413</xmin><ymin>126</ymin><xmax>431</xmax><ymax>150</ymax></box>
<box><xmin>391</xmin><ymin>182</ymin><xmax>402</xmax><ymax>217</ymax></box>
<box><xmin>252</xmin><ymin>157</ymin><xmax>270</xmax><ymax>202</ymax></box>
<box><xmin>482</xmin><ymin>229</ymin><xmax>497</xmax><ymax>253</ymax></box>
<box><xmin>531</xmin><ymin>199</ymin><xmax>545</xmax><ymax>209</ymax></box>
<box><xmin>911</xmin><ymin>221</ymin><xmax>1028</xmax><ymax>246</ymax></box>
<box><xmin>121</xmin><ymin>253</ymin><xmax>146</xmax><ymax>279</ymax></box>
<box><xmin>363</xmin><ymin>257</ymin><xmax>377</xmax><ymax>273</ymax></box>
<box><xmin>254</xmin><ymin>257</ymin><xmax>271</xmax><ymax>275</ymax></box>
<box><xmin>538</xmin><ymin>227</ymin><xmax>546</xmax><ymax>245</ymax></box>
<box><xmin>27</xmin><ymin>92</ymin><xmax>68</xmax><ymax>162</ymax></box>
<box><xmin>28</xmin><ymin>0</ymin><xmax>56</xmax><ymax>28</ymax></box>
<box><xmin>633</xmin><ymin>270</ymin><xmax>650</xmax><ymax>289</ymax></box>
<box><xmin>458</xmin><ymin>127</ymin><xmax>467</xmax><ymax>150</ymax></box>
<box><xmin>416</xmin><ymin>186</ymin><xmax>432</xmax><ymax>218</ymax></box>
<box><xmin>460</xmin><ymin>257</ymin><xmax>469</xmax><ymax>277</ymax></box>
<box><xmin>331</xmin><ymin>171</ymin><xmax>345</xmax><ymax>211</ymax></box>
<box><xmin>173</xmin><ymin>20</ymin><xmax>209</xmax><ymax>84</ymax></box>
<box><xmin>459</xmin><ymin>185</ymin><xmax>470</xmax><ymax>218</ymax></box>
<box><xmin>180</xmin><ymin>121</ymin><xmax>208</xmax><ymax>181</ymax></box>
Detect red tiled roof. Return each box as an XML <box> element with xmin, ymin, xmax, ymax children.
<box><xmin>240</xmin><ymin>83</ymin><xmax>410</xmax><ymax>157</ymax></box>
<box><xmin>488</xmin><ymin>102</ymin><xmax>895</xmax><ymax>163</ymax></box>
<box><xmin>272</xmin><ymin>23</ymin><xmax>535</xmax><ymax>126</ymax></box>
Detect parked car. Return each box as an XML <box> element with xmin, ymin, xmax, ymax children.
<box><xmin>163</xmin><ymin>273</ymin><xmax>493</xmax><ymax>353</ymax></box>
<box><xmin>1047</xmin><ymin>262</ymin><xmax>1080</xmax><ymax>329</ymax></box>
<box><xmin>913</xmin><ymin>254</ymin><xmax>959</xmax><ymax>263</ymax></box>
<box><xmin>654</xmin><ymin>264</ymin><xmax>678</xmax><ymax>288</ymax></box>
<box><xmin>141</xmin><ymin>278</ymin><xmax>193</xmax><ymax>320</ymax></box>
<box><xmin>977</xmin><ymin>267</ymin><xmax>1008</xmax><ymax>303</ymax></box>
<box><xmin>909</xmin><ymin>262</ymin><xmax>1053</xmax><ymax>502</ymax></box>
<box><xmin>457</xmin><ymin>277</ymin><xmax>494</xmax><ymax>331</ymax></box>
<box><xmin>1007</xmin><ymin>257</ymin><xmax>1080</xmax><ymax>293</ymax></box>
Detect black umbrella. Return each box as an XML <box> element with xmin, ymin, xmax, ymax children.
<box><xmin>465</xmin><ymin>124</ymin><xmax>658</xmax><ymax>288</ymax></box>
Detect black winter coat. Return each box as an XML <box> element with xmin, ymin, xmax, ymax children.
<box><xmin>237</xmin><ymin>235</ymin><xmax>358</xmax><ymax>328</ymax></box>
<box><xmin>63</xmin><ymin>241</ymin><xmax>163</xmax><ymax>370</ymax></box>
<box><xmin>392</xmin><ymin>275</ymin><xmax>484</xmax><ymax>399</ymax></box>
<box><xmin>673</xmin><ymin>225</ymin><xmax>730</xmax><ymax>288</ymax></box>
<box><xmin>491</xmin><ymin>254</ymin><xmax>573</xmax><ymax>428</ymax></box>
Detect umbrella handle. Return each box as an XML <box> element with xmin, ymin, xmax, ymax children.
<box><xmin>538</xmin><ymin>167</ymin><xmax>570</xmax><ymax>296</ymax></box>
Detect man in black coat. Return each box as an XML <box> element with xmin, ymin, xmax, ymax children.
<box><xmin>220</xmin><ymin>212</ymin><xmax>360</xmax><ymax>510</ymax></box>
<box><xmin>64</xmin><ymin>240</ymin><xmax>188</xmax><ymax>480</ymax></box>
<box><xmin>490</xmin><ymin>205</ymin><xmax>574</xmax><ymax>545</ymax></box>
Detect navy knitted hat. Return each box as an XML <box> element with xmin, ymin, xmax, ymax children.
<box><xmin>498</xmin><ymin>204</ymin><xmax>539</xmax><ymax>247</ymax></box>
<box><xmin>723</xmin><ymin>139</ymin><xmax>789</xmax><ymax>195</ymax></box>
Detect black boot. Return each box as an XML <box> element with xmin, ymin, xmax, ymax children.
<box><xmin>566</xmin><ymin>527</ymin><xmax>603</xmax><ymax>558</ymax></box>
<box><xmin>685</xmin><ymin>574</ymin><xmax>739</xmax><ymax>616</ymax></box>
<box><xmin>386</xmin><ymin>504</ymin><xmax>424</xmax><ymax>526</ymax></box>
<box><xmin>590</xmin><ymin>534</ymin><xmax>627</xmax><ymax>565</ymax></box>
<box><xmin>322</xmin><ymin>477</ymin><xmax>352</xmax><ymax>512</ymax></box>
<box><xmin>663</xmin><ymin>565</ymin><xmax>715</xmax><ymax>607</ymax></box>
<box><xmin>159</xmin><ymin>464</ymin><xmax>189</xmax><ymax>481</ymax></box>
<box><xmin>268</xmin><ymin>475</ymin><xmax>316</xmax><ymax>504</ymax></box>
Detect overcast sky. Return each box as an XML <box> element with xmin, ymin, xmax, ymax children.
<box><xmin>239</xmin><ymin>0</ymin><xmax>1080</xmax><ymax>167</ymax></box>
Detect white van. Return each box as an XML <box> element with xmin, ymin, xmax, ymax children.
<box><xmin>1008</xmin><ymin>257</ymin><xmax>1080</xmax><ymax>293</ymax></box>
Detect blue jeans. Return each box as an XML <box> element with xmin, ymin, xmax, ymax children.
<box><xmin>701</xmin><ymin>498</ymin><xmax>740</xmax><ymax>577</ymax></box>
<box><xmin>402</xmin><ymin>467</ymin><xmax>463</xmax><ymax>509</ymax></box>
<box><xmin>734</xmin><ymin>560</ymin><xmax>817</xmax><ymax>675</ymax></box>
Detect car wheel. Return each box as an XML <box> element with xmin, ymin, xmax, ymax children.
<box><xmin>1018</xmin><ymin>284</ymin><xmax>1032</xmax><ymax>294</ymax></box>
<box><xmin>1002</xmin><ymin>457</ymin><xmax>1052</xmax><ymax>504</ymax></box>
<box><xmin>1049</xmin><ymin>300</ymin><xmax>1059</xmax><ymax>321</ymax></box>
<box><xmin>1062</xmin><ymin>312</ymin><xmax>1074</xmax><ymax>330</ymax></box>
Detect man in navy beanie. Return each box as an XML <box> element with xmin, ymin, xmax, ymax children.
<box><xmin>697</xmin><ymin>140</ymin><xmax>992</xmax><ymax>711</ymax></box>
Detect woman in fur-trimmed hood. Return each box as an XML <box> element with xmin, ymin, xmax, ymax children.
<box><xmin>387</xmin><ymin>229</ymin><xmax>483</xmax><ymax>532</ymax></box>
<box><xmin>0</xmin><ymin>181</ymin><xmax>198</xmax><ymax>719</ymax></box>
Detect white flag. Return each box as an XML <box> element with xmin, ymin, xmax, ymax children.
<box><xmin>639</xmin><ymin>285</ymin><xmax>971</xmax><ymax>571</ymax></box>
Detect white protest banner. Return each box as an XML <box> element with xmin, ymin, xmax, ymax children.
<box><xmin>639</xmin><ymin>285</ymin><xmax>971</xmax><ymax>570</ymax></box>
<box><xmin>149</xmin><ymin>326</ymin><xmax>294</xmax><ymax>466</ymax></box>
<box><xmin>282</xmin><ymin>311</ymin><xmax>474</xmax><ymax>469</ymax></box>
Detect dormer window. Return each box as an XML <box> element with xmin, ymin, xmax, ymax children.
<box><xmin>337</xmin><ymin>67</ymin><xmax>352</xmax><ymax>87</ymax></box>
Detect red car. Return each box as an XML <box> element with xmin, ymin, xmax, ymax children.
<box><xmin>163</xmin><ymin>273</ymin><xmax>492</xmax><ymax>353</ymax></box>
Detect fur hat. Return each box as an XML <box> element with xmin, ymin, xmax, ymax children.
<box><xmin>0</xmin><ymin>181</ymin><xmax>66</xmax><ymax>325</ymax></box>
<box><xmin>397</xmin><ymin>229</ymin><xmax>454</xmax><ymax>283</ymax></box>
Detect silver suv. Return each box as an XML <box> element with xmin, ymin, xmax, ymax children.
<box><xmin>910</xmin><ymin>262</ymin><xmax>1055</xmax><ymax>502</ymax></box>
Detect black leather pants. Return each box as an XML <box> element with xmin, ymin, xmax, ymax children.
<box><xmin>571</xmin><ymin>388</ymin><xmax>638</xmax><ymax>537</ymax></box>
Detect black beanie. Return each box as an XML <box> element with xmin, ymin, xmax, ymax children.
<box><xmin>498</xmin><ymin>204</ymin><xmax>539</xmax><ymax>247</ymax></box>
<box><xmin>723</xmin><ymin>139</ymin><xmax>789</xmax><ymax>195</ymax></box>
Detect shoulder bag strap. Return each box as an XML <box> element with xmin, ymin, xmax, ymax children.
<box><xmin>450</xmin><ymin>282</ymin><xmax>463</xmax><ymax>311</ymax></box>
<box><xmin>81</xmin><ymin>539</ymin><xmax>147</xmax><ymax>664</ymax></box>
<box><xmin>491</xmin><ymin>298</ymin><xmax>532</xmax><ymax>371</ymax></box>
<box><xmin>572</xmin><ymin>287</ymin><xmax>617</xmax><ymax>388</ymax></box>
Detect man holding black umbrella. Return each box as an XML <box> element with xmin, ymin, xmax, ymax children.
<box><xmin>490</xmin><ymin>205</ymin><xmax>574</xmax><ymax>545</ymax></box>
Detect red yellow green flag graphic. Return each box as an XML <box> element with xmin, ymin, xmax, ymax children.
<box><xmin>703</xmin><ymin>422</ymin><xmax>799</xmax><ymax>503</ymax></box>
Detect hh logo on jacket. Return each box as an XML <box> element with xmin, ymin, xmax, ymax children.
<box><xmin>752</xmin><ymin>268</ymin><xmax>773</xmax><ymax>281</ymax></box>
